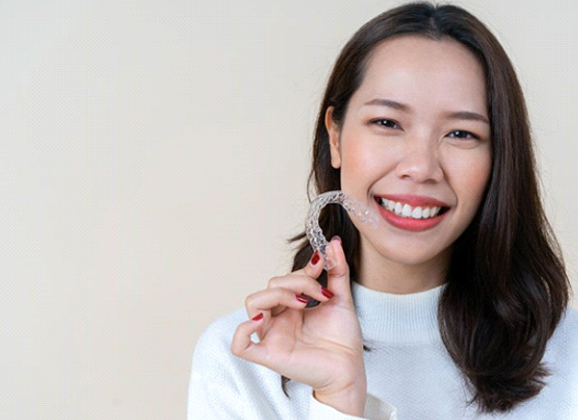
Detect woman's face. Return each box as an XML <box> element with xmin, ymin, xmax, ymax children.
<box><xmin>327</xmin><ymin>35</ymin><xmax>492</xmax><ymax>273</ymax></box>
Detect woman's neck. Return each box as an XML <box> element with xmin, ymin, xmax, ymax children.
<box><xmin>356</xmin><ymin>245</ymin><xmax>450</xmax><ymax>294</ymax></box>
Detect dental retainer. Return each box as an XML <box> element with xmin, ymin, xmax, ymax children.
<box><xmin>305</xmin><ymin>191</ymin><xmax>379</xmax><ymax>271</ymax></box>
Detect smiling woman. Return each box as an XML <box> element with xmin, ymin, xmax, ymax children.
<box><xmin>325</xmin><ymin>36</ymin><xmax>492</xmax><ymax>287</ymax></box>
<box><xmin>188</xmin><ymin>3</ymin><xmax>577</xmax><ymax>419</ymax></box>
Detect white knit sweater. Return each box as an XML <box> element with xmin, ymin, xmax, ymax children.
<box><xmin>188</xmin><ymin>282</ymin><xmax>578</xmax><ymax>419</ymax></box>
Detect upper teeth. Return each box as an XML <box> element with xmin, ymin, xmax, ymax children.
<box><xmin>379</xmin><ymin>198</ymin><xmax>443</xmax><ymax>219</ymax></box>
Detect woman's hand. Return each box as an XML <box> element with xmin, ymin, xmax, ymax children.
<box><xmin>231</xmin><ymin>237</ymin><xmax>367</xmax><ymax>416</ymax></box>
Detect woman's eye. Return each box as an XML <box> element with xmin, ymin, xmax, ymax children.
<box><xmin>372</xmin><ymin>119</ymin><xmax>399</xmax><ymax>129</ymax></box>
<box><xmin>447</xmin><ymin>130</ymin><xmax>478</xmax><ymax>139</ymax></box>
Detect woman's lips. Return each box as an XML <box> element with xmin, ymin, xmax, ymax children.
<box><xmin>374</xmin><ymin>194</ymin><xmax>450</xmax><ymax>232</ymax></box>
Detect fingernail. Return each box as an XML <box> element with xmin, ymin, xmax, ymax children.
<box><xmin>252</xmin><ymin>313</ymin><xmax>264</xmax><ymax>321</ymax></box>
<box><xmin>330</xmin><ymin>235</ymin><xmax>341</xmax><ymax>244</ymax></box>
<box><xmin>295</xmin><ymin>294</ymin><xmax>310</xmax><ymax>304</ymax></box>
<box><xmin>321</xmin><ymin>286</ymin><xmax>334</xmax><ymax>299</ymax></box>
<box><xmin>310</xmin><ymin>251</ymin><xmax>320</xmax><ymax>266</ymax></box>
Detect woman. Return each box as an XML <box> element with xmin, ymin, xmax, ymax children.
<box><xmin>188</xmin><ymin>3</ymin><xmax>577</xmax><ymax>419</ymax></box>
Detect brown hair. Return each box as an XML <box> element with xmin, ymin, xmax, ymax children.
<box><xmin>284</xmin><ymin>1</ymin><xmax>570</xmax><ymax>413</ymax></box>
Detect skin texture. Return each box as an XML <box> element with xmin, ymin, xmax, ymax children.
<box><xmin>232</xmin><ymin>35</ymin><xmax>492</xmax><ymax>415</ymax></box>
<box><xmin>327</xmin><ymin>35</ymin><xmax>492</xmax><ymax>294</ymax></box>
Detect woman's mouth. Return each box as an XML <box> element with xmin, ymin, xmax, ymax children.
<box><xmin>378</xmin><ymin>197</ymin><xmax>448</xmax><ymax>219</ymax></box>
<box><xmin>375</xmin><ymin>196</ymin><xmax>450</xmax><ymax>231</ymax></box>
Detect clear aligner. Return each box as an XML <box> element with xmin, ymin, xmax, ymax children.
<box><xmin>306</xmin><ymin>191</ymin><xmax>379</xmax><ymax>270</ymax></box>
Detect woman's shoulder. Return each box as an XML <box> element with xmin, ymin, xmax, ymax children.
<box><xmin>189</xmin><ymin>309</ymin><xmax>254</xmax><ymax>411</ymax></box>
<box><xmin>555</xmin><ymin>306</ymin><xmax>578</xmax><ymax>337</ymax></box>
<box><xmin>192</xmin><ymin>308</ymin><xmax>247</xmax><ymax>363</ymax></box>
<box><xmin>547</xmin><ymin>305</ymin><xmax>578</xmax><ymax>360</ymax></box>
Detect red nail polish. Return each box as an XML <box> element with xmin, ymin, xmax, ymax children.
<box><xmin>321</xmin><ymin>286</ymin><xmax>334</xmax><ymax>299</ymax></box>
<box><xmin>296</xmin><ymin>294</ymin><xmax>310</xmax><ymax>304</ymax></box>
<box><xmin>311</xmin><ymin>251</ymin><xmax>320</xmax><ymax>265</ymax></box>
<box><xmin>252</xmin><ymin>313</ymin><xmax>264</xmax><ymax>321</ymax></box>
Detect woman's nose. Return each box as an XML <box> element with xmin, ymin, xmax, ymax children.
<box><xmin>395</xmin><ymin>139</ymin><xmax>444</xmax><ymax>183</ymax></box>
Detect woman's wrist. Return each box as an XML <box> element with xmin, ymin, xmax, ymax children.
<box><xmin>313</xmin><ymin>380</ymin><xmax>367</xmax><ymax>417</ymax></box>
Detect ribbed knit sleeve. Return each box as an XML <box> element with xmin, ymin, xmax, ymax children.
<box><xmin>308</xmin><ymin>393</ymin><xmax>398</xmax><ymax>419</ymax></box>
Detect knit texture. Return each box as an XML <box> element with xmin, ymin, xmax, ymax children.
<box><xmin>188</xmin><ymin>282</ymin><xmax>578</xmax><ymax>419</ymax></box>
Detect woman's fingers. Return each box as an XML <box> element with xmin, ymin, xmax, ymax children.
<box><xmin>299</xmin><ymin>249</ymin><xmax>325</xmax><ymax>279</ymax></box>
<box><xmin>324</xmin><ymin>237</ymin><xmax>353</xmax><ymax>303</ymax></box>
<box><xmin>245</xmin><ymin>277</ymin><xmax>332</xmax><ymax>320</ymax></box>
<box><xmin>234</xmin><ymin>245</ymin><xmax>345</xmax><ymax>363</ymax></box>
<box><xmin>299</xmin><ymin>237</ymin><xmax>352</xmax><ymax>303</ymax></box>
<box><xmin>230</xmin><ymin>316</ymin><xmax>268</xmax><ymax>364</ymax></box>
<box><xmin>231</xmin><ymin>308</ymin><xmax>301</xmax><ymax>366</ymax></box>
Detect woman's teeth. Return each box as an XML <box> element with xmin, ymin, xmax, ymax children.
<box><xmin>379</xmin><ymin>198</ymin><xmax>443</xmax><ymax>219</ymax></box>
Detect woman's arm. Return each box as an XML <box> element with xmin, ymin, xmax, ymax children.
<box><xmin>189</xmin><ymin>238</ymin><xmax>397</xmax><ymax>419</ymax></box>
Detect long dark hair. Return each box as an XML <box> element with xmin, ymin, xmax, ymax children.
<box><xmin>284</xmin><ymin>1</ymin><xmax>570</xmax><ymax>413</ymax></box>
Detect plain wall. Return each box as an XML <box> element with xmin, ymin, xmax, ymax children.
<box><xmin>0</xmin><ymin>0</ymin><xmax>576</xmax><ymax>418</ymax></box>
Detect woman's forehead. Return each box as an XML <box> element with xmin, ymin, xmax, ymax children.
<box><xmin>351</xmin><ymin>35</ymin><xmax>488</xmax><ymax>118</ymax></box>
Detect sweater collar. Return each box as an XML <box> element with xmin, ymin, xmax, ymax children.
<box><xmin>352</xmin><ymin>281</ymin><xmax>445</xmax><ymax>345</ymax></box>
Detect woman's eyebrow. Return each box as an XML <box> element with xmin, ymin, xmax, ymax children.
<box><xmin>443</xmin><ymin>110</ymin><xmax>489</xmax><ymax>124</ymax></box>
<box><xmin>363</xmin><ymin>98</ymin><xmax>410</xmax><ymax>111</ymax></box>
<box><xmin>363</xmin><ymin>98</ymin><xmax>489</xmax><ymax>124</ymax></box>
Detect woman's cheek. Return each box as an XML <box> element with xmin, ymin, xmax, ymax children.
<box><xmin>453</xmin><ymin>151</ymin><xmax>492</xmax><ymax>210</ymax></box>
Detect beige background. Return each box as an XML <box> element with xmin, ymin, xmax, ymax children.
<box><xmin>0</xmin><ymin>0</ymin><xmax>576</xmax><ymax>419</ymax></box>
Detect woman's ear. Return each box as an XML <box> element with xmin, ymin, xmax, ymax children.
<box><xmin>325</xmin><ymin>107</ymin><xmax>342</xmax><ymax>169</ymax></box>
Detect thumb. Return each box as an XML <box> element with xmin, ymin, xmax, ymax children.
<box><xmin>325</xmin><ymin>236</ymin><xmax>352</xmax><ymax>301</ymax></box>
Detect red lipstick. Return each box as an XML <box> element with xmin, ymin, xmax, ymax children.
<box><xmin>375</xmin><ymin>194</ymin><xmax>450</xmax><ymax>232</ymax></box>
